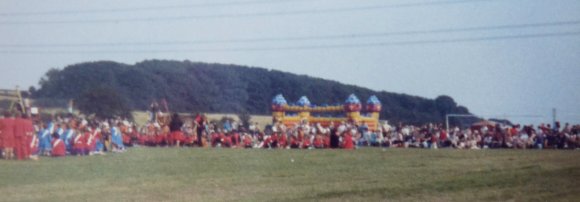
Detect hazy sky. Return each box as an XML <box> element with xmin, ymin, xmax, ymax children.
<box><xmin>1</xmin><ymin>0</ymin><xmax>579</xmax><ymax>125</ymax></box>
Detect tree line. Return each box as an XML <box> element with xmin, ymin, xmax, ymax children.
<box><xmin>31</xmin><ymin>59</ymin><xmax>475</xmax><ymax>125</ymax></box>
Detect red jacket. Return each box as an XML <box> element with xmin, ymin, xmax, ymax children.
<box><xmin>29</xmin><ymin>134</ymin><xmax>39</xmax><ymax>155</ymax></box>
<box><xmin>231</xmin><ymin>133</ymin><xmax>241</xmax><ymax>146</ymax></box>
<box><xmin>86</xmin><ymin>131</ymin><xmax>99</xmax><ymax>151</ymax></box>
<box><xmin>313</xmin><ymin>135</ymin><xmax>324</xmax><ymax>148</ymax></box>
<box><xmin>243</xmin><ymin>135</ymin><xmax>252</xmax><ymax>147</ymax></box>
<box><xmin>73</xmin><ymin>133</ymin><xmax>87</xmax><ymax>150</ymax></box>
<box><xmin>51</xmin><ymin>139</ymin><xmax>66</xmax><ymax>156</ymax></box>
<box><xmin>0</xmin><ymin>118</ymin><xmax>16</xmax><ymax>148</ymax></box>
<box><xmin>278</xmin><ymin>133</ymin><xmax>287</xmax><ymax>148</ymax></box>
<box><xmin>342</xmin><ymin>133</ymin><xmax>354</xmax><ymax>149</ymax></box>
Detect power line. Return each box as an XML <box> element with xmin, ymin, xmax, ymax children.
<box><xmin>2</xmin><ymin>19</ymin><xmax>578</xmax><ymax>48</ymax></box>
<box><xmin>0</xmin><ymin>0</ymin><xmax>497</xmax><ymax>25</ymax></box>
<box><xmin>0</xmin><ymin>31</ymin><xmax>578</xmax><ymax>54</ymax></box>
<box><xmin>0</xmin><ymin>0</ymin><xmax>311</xmax><ymax>16</ymax></box>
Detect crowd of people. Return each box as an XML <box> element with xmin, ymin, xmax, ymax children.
<box><xmin>1</xmin><ymin>111</ymin><xmax>579</xmax><ymax>161</ymax></box>
<box><xmin>0</xmin><ymin>111</ymin><xmax>128</xmax><ymax>160</ymax></box>
<box><xmin>152</xmin><ymin>115</ymin><xmax>580</xmax><ymax>150</ymax></box>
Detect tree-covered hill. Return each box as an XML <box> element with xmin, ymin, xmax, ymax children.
<box><xmin>32</xmin><ymin>60</ymin><xmax>473</xmax><ymax>125</ymax></box>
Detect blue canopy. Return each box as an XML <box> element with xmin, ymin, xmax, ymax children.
<box><xmin>272</xmin><ymin>94</ymin><xmax>288</xmax><ymax>105</ymax></box>
<box><xmin>366</xmin><ymin>95</ymin><xmax>381</xmax><ymax>105</ymax></box>
<box><xmin>296</xmin><ymin>96</ymin><xmax>311</xmax><ymax>106</ymax></box>
<box><xmin>345</xmin><ymin>94</ymin><xmax>361</xmax><ymax>104</ymax></box>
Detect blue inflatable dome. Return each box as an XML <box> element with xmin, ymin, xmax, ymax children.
<box><xmin>366</xmin><ymin>95</ymin><xmax>381</xmax><ymax>105</ymax></box>
<box><xmin>296</xmin><ymin>96</ymin><xmax>311</xmax><ymax>106</ymax></box>
<box><xmin>345</xmin><ymin>94</ymin><xmax>361</xmax><ymax>104</ymax></box>
<box><xmin>272</xmin><ymin>94</ymin><xmax>287</xmax><ymax>105</ymax></box>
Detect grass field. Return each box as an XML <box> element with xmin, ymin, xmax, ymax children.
<box><xmin>1</xmin><ymin>148</ymin><xmax>579</xmax><ymax>202</ymax></box>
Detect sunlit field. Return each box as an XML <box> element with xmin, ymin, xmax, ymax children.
<box><xmin>0</xmin><ymin>148</ymin><xmax>579</xmax><ymax>201</ymax></box>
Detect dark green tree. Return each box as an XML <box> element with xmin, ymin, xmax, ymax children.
<box><xmin>76</xmin><ymin>86</ymin><xmax>132</xmax><ymax>119</ymax></box>
<box><xmin>237</xmin><ymin>111</ymin><xmax>252</xmax><ymax>129</ymax></box>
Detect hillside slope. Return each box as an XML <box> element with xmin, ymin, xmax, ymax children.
<box><xmin>32</xmin><ymin>60</ymin><xmax>472</xmax><ymax>124</ymax></box>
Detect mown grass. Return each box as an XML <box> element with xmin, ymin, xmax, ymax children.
<box><xmin>0</xmin><ymin>148</ymin><xmax>579</xmax><ymax>201</ymax></box>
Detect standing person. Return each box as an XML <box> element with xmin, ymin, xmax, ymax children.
<box><xmin>16</xmin><ymin>114</ymin><xmax>35</xmax><ymax>160</ymax></box>
<box><xmin>0</xmin><ymin>111</ymin><xmax>16</xmax><ymax>159</ymax></box>
<box><xmin>329</xmin><ymin>123</ymin><xmax>340</xmax><ymax>149</ymax></box>
<box><xmin>195</xmin><ymin>114</ymin><xmax>205</xmax><ymax>147</ymax></box>
<box><xmin>169</xmin><ymin>113</ymin><xmax>184</xmax><ymax>147</ymax></box>
<box><xmin>150</xmin><ymin>101</ymin><xmax>159</xmax><ymax>123</ymax></box>
<box><xmin>29</xmin><ymin>125</ymin><xmax>39</xmax><ymax>160</ymax></box>
<box><xmin>13</xmin><ymin>113</ymin><xmax>24</xmax><ymax>160</ymax></box>
<box><xmin>0</xmin><ymin>112</ymin><xmax>4</xmax><ymax>158</ymax></box>
<box><xmin>101</xmin><ymin>123</ymin><xmax>112</xmax><ymax>152</ymax></box>
<box><xmin>0</xmin><ymin>114</ymin><xmax>3</xmax><ymax>158</ymax></box>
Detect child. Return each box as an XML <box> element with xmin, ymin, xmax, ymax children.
<box><xmin>51</xmin><ymin>133</ymin><xmax>66</xmax><ymax>157</ymax></box>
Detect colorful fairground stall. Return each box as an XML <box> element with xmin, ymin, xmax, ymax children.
<box><xmin>271</xmin><ymin>94</ymin><xmax>382</xmax><ymax>130</ymax></box>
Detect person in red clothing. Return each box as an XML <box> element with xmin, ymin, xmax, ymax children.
<box><xmin>231</xmin><ymin>131</ymin><xmax>241</xmax><ymax>148</ymax></box>
<box><xmin>211</xmin><ymin>132</ymin><xmax>220</xmax><ymax>147</ymax></box>
<box><xmin>342</xmin><ymin>131</ymin><xmax>355</xmax><ymax>149</ymax></box>
<box><xmin>1</xmin><ymin>111</ymin><xmax>16</xmax><ymax>160</ymax></box>
<box><xmin>269</xmin><ymin>132</ymin><xmax>278</xmax><ymax>148</ymax></box>
<box><xmin>19</xmin><ymin>115</ymin><xmax>35</xmax><ymax>160</ymax></box>
<box><xmin>168</xmin><ymin>113</ymin><xmax>184</xmax><ymax>147</ymax></box>
<box><xmin>261</xmin><ymin>133</ymin><xmax>278</xmax><ymax>149</ymax></box>
<box><xmin>313</xmin><ymin>133</ymin><xmax>324</xmax><ymax>149</ymax></box>
<box><xmin>224</xmin><ymin>132</ymin><xmax>234</xmax><ymax>148</ymax></box>
<box><xmin>278</xmin><ymin>132</ymin><xmax>287</xmax><ymax>149</ymax></box>
<box><xmin>0</xmin><ymin>127</ymin><xmax>2</xmax><ymax>158</ymax></box>
<box><xmin>302</xmin><ymin>134</ymin><xmax>312</xmax><ymax>149</ymax></box>
<box><xmin>0</xmin><ymin>115</ymin><xmax>3</xmax><ymax>157</ymax></box>
<box><xmin>242</xmin><ymin>133</ymin><xmax>253</xmax><ymax>148</ymax></box>
<box><xmin>323</xmin><ymin>133</ymin><xmax>331</xmax><ymax>148</ymax></box>
<box><xmin>121</xmin><ymin>125</ymin><xmax>132</xmax><ymax>147</ymax></box>
<box><xmin>86</xmin><ymin>127</ymin><xmax>98</xmax><ymax>153</ymax></box>
<box><xmin>183</xmin><ymin>134</ymin><xmax>194</xmax><ymax>147</ymax></box>
<box><xmin>155</xmin><ymin>131</ymin><xmax>166</xmax><ymax>147</ymax></box>
<box><xmin>289</xmin><ymin>134</ymin><xmax>300</xmax><ymax>149</ymax></box>
<box><xmin>29</xmin><ymin>131</ymin><xmax>39</xmax><ymax>159</ymax></box>
<box><xmin>73</xmin><ymin>129</ymin><xmax>88</xmax><ymax>156</ymax></box>
<box><xmin>51</xmin><ymin>133</ymin><xmax>66</xmax><ymax>157</ymax></box>
<box><xmin>439</xmin><ymin>130</ymin><xmax>448</xmax><ymax>147</ymax></box>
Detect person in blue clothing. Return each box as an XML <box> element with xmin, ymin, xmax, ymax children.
<box><xmin>111</xmin><ymin>122</ymin><xmax>125</xmax><ymax>152</ymax></box>
<box><xmin>61</xmin><ymin>124</ymin><xmax>75</xmax><ymax>154</ymax></box>
<box><xmin>38</xmin><ymin>122</ymin><xmax>54</xmax><ymax>156</ymax></box>
<box><xmin>223</xmin><ymin>120</ymin><xmax>232</xmax><ymax>133</ymax></box>
<box><xmin>535</xmin><ymin>128</ymin><xmax>546</xmax><ymax>149</ymax></box>
<box><xmin>369</xmin><ymin>130</ymin><xmax>380</xmax><ymax>147</ymax></box>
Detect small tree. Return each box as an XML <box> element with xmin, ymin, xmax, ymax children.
<box><xmin>76</xmin><ymin>86</ymin><xmax>132</xmax><ymax>120</ymax></box>
<box><xmin>237</xmin><ymin>111</ymin><xmax>252</xmax><ymax>129</ymax></box>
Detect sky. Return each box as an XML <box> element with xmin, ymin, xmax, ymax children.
<box><xmin>0</xmin><ymin>0</ymin><xmax>579</xmax><ymax>125</ymax></box>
